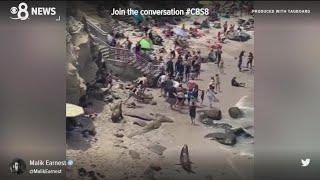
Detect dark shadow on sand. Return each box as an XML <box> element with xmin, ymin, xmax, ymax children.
<box><xmin>66</xmin><ymin>130</ymin><xmax>92</xmax><ymax>151</ymax></box>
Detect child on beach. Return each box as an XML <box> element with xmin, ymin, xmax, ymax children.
<box><xmin>189</xmin><ymin>101</ymin><xmax>197</xmax><ymax>125</ymax></box>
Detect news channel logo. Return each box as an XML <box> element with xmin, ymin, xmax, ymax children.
<box><xmin>9</xmin><ymin>158</ymin><xmax>27</xmax><ymax>175</ymax></box>
<box><xmin>10</xmin><ymin>2</ymin><xmax>57</xmax><ymax>21</ymax></box>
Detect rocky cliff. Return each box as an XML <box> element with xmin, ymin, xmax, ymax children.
<box><xmin>66</xmin><ymin>15</ymin><xmax>98</xmax><ymax>104</ymax></box>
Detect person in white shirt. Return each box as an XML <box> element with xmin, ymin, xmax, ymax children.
<box><xmin>158</xmin><ymin>73</ymin><xmax>168</xmax><ymax>96</ymax></box>
<box><xmin>207</xmin><ymin>84</ymin><xmax>218</xmax><ymax>108</ymax></box>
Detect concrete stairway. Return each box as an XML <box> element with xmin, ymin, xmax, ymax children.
<box><xmin>85</xmin><ymin>17</ymin><xmax>161</xmax><ymax>85</ymax></box>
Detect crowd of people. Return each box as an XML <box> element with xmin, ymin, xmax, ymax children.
<box><xmin>77</xmin><ymin>1</ymin><xmax>254</xmax><ymax>126</ymax></box>
<box><xmin>105</xmin><ymin>24</ymin><xmax>252</xmax><ymax>125</ymax></box>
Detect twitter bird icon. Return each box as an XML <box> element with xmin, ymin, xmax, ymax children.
<box><xmin>301</xmin><ymin>158</ymin><xmax>310</xmax><ymax>167</ymax></box>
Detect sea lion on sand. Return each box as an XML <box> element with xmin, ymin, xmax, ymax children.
<box><xmin>178</xmin><ymin>144</ymin><xmax>195</xmax><ymax>173</ymax></box>
<box><xmin>204</xmin><ymin>129</ymin><xmax>237</xmax><ymax>146</ymax></box>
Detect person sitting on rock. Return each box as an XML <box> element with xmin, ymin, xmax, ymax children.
<box><xmin>231</xmin><ymin>77</ymin><xmax>246</xmax><ymax>87</ymax></box>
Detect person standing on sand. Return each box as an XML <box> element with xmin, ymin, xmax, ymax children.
<box><xmin>215</xmin><ymin>74</ymin><xmax>221</xmax><ymax>92</ymax></box>
<box><xmin>215</xmin><ymin>48</ymin><xmax>222</xmax><ymax>67</ymax></box>
<box><xmin>200</xmin><ymin>90</ymin><xmax>205</xmax><ymax>105</ymax></box>
<box><xmin>187</xmin><ymin>77</ymin><xmax>197</xmax><ymax>105</ymax></box>
<box><xmin>158</xmin><ymin>73</ymin><xmax>168</xmax><ymax>97</ymax></box>
<box><xmin>247</xmin><ymin>52</ymin><xmax>254</xmax><ymax>69</ymax></box>
<box><xmin>238</xmin><ymin>50</ymin><xmax>245</xmax><ymax>72</ymax></box>
<box><xmin>185</xmin><ymin>60</ymin><xmax>191</xmax><ymax>82</ymax></box>
<box><xmin>217</xmin><ymin>31</ymin><xmax>221</xmax><ymax>42</ymax></box>
<box><xmin>189</xmin><ymin>101</ymin><xmax>197</xmax><ymax>125</ymax></box>
<box><xmin>167</xmin><ymin>85</ymin><xmax>177</xmax><ymax>110</ymax></box>
<box><xmin>223</xmin><ymin>21</ymin><xmax>228</xmax><ymax>34</ymax></box>
<box><xmin>219</xmin><ymin>60</ymin><xmax>225</xmax><ymax>74</ymax></box>
<box><xmin>193</xmin><ymin>84</ymin><xmax>199</xmax><ymax>102</ymax></box>
<box><xmin>166</xmin><ymin>58</ymin><xmax>174</xmax><ymax>78</ymax></box>
<box><xmin>207</xmin><ymin>84</ymin><xmax>218</xmax><ymax>108</ymax></box>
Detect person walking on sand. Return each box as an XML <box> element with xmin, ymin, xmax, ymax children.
<box><xmin>189</xmin><ymin>101</ymin><xmax>197</xmax><ymax>125</ymax></box>
<box><xmin>223</xmin><ymin>21</ymin><xmax>228</xmax><ymax>34</ymax></box>
<box><xmin>215</xmin><ymin>74</ymin><xmax>221</xmax><ymax>92</ymax></box>
<box><xmin>238</xmin><ymin>50</ymin><xmax>245</xmax><ymax>72</ymax></box>
<box><xmin>207</xmin><ymin>84</ymin><xmax>218</xmax><ymax>108</ymax></box>
<box><xmin>200</xmin><ymin>90</ymin><xmax>205</xmax><ymax>105</ymax></box>
<box><xmin>167</xmin><ymin>85</ymin><xmax>177</xmax><ymax>110</ymax></box>
<box><xmin>247</xmin><ymin>52</ymin><xmax>254</xmax><ymax>69</ymax></box>
<box><xmin>215</xmin><ymin>48</ymin><xmax>222</xmax><ymax>67</ymax></box>
<box><xmin>219</xmin><ymin>60</ymin><xmax>225</xmax><ymax>74</ymax></box>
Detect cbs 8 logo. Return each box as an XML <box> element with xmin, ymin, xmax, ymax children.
<box><xmin>10</xmin><ymin>2</ymin><xmax>29</xmax><ymax>20</ymax></box>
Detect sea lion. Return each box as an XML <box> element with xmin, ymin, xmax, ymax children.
<box><xmin>179</xmin><ymin>144</ymin><xmax>195</xmax><ymax>173</ymax></box>
<box><xmin>204</xmin><ymin>129</ymin><xmax>237</xmax><ymax>146</ymax></box>
<box><xmin>110</xmin><ymin>101</ymin><xmax>123</xmax><ymax>123</ymax></box>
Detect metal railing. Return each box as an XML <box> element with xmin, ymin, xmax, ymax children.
<box><xmin>85</xmin><ymin>17</ymin><xmax>160</xmax><ymax>73</ymax></box>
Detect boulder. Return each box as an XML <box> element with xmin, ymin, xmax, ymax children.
<box><xmin>150</xmin><ymin>101</ymin><xmax>157</xmax><ymax>105</ymax></box>
<box><xmin>227</xmin><ymin>31</ymin><xmax>251</xmax><ymax>42</ymax></box>
<box><xmin>78</xmin><ymin>168</ymin><xmax>87</xmax><ymax>176</ymax></box>
<box><xmin>133</xmin><ymin>120</ymin><xmax>147</xmax><ymax>127</ymax></box>
<box><xmin>228</xmin><ymin>107</ymin><xmax>243</xmax><ymax>118</ymax></box>
<box><xmin>148</xmin><ymin>144</ymin><xmax>166</xmax><ymax>155</ymax></box>
<box><xmin>127</xmin><ymin>102</ymin><xmax>136</xmax><ymax>108</ymax></box>
<box><xmin>149</xmin><ymin>163</ymin><xmax>162</xmax><ymax>171</ymax></box>
<box><xmin>144</xmin><ymin>120</ymin><xmax>162</xmax><ymax>131</ymax></box>
<box><xmin>154</xmin><ymin>113</ymin><xmax>174</xmax><ymax>123</ymax></box>
<box><xmin>114</xmin><ymin>133</ymin><xmax>124</xmax><ymax>138</ymax></box>
<box><xmin>129</xmin><ymin>150</ymin><xmax>140</xmax><ymax>159</ymax></box>
<box><xmin>198</xmin><ymin>108</ymin><xmax>222</xmax><ymax>120</ymax></box>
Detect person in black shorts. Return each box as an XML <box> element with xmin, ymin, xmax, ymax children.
<box><xmin>189</xmin><ymin>101</ymin><xmax>197</xmax><ymax>125</ymax></box>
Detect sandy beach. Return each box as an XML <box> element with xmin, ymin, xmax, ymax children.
<box><xmin>67</xmin><ymin>7</ymin><xmax>254</xmax><ymax>180</ymax></box>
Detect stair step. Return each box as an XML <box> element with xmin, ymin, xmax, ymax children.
<box><xmin>100</xmin><ymin>48</ymin><xmax>109</xmax><ymax>53</ymax></box>
<box><xmin>133</xmin><ymin>63</ymin><xmax>140</xmax><ymax>68</ymax></box>
<box><xmin>102</xmin><ymin>52</ymin><xmax>111</xmax><ymax>57</ymax></box>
